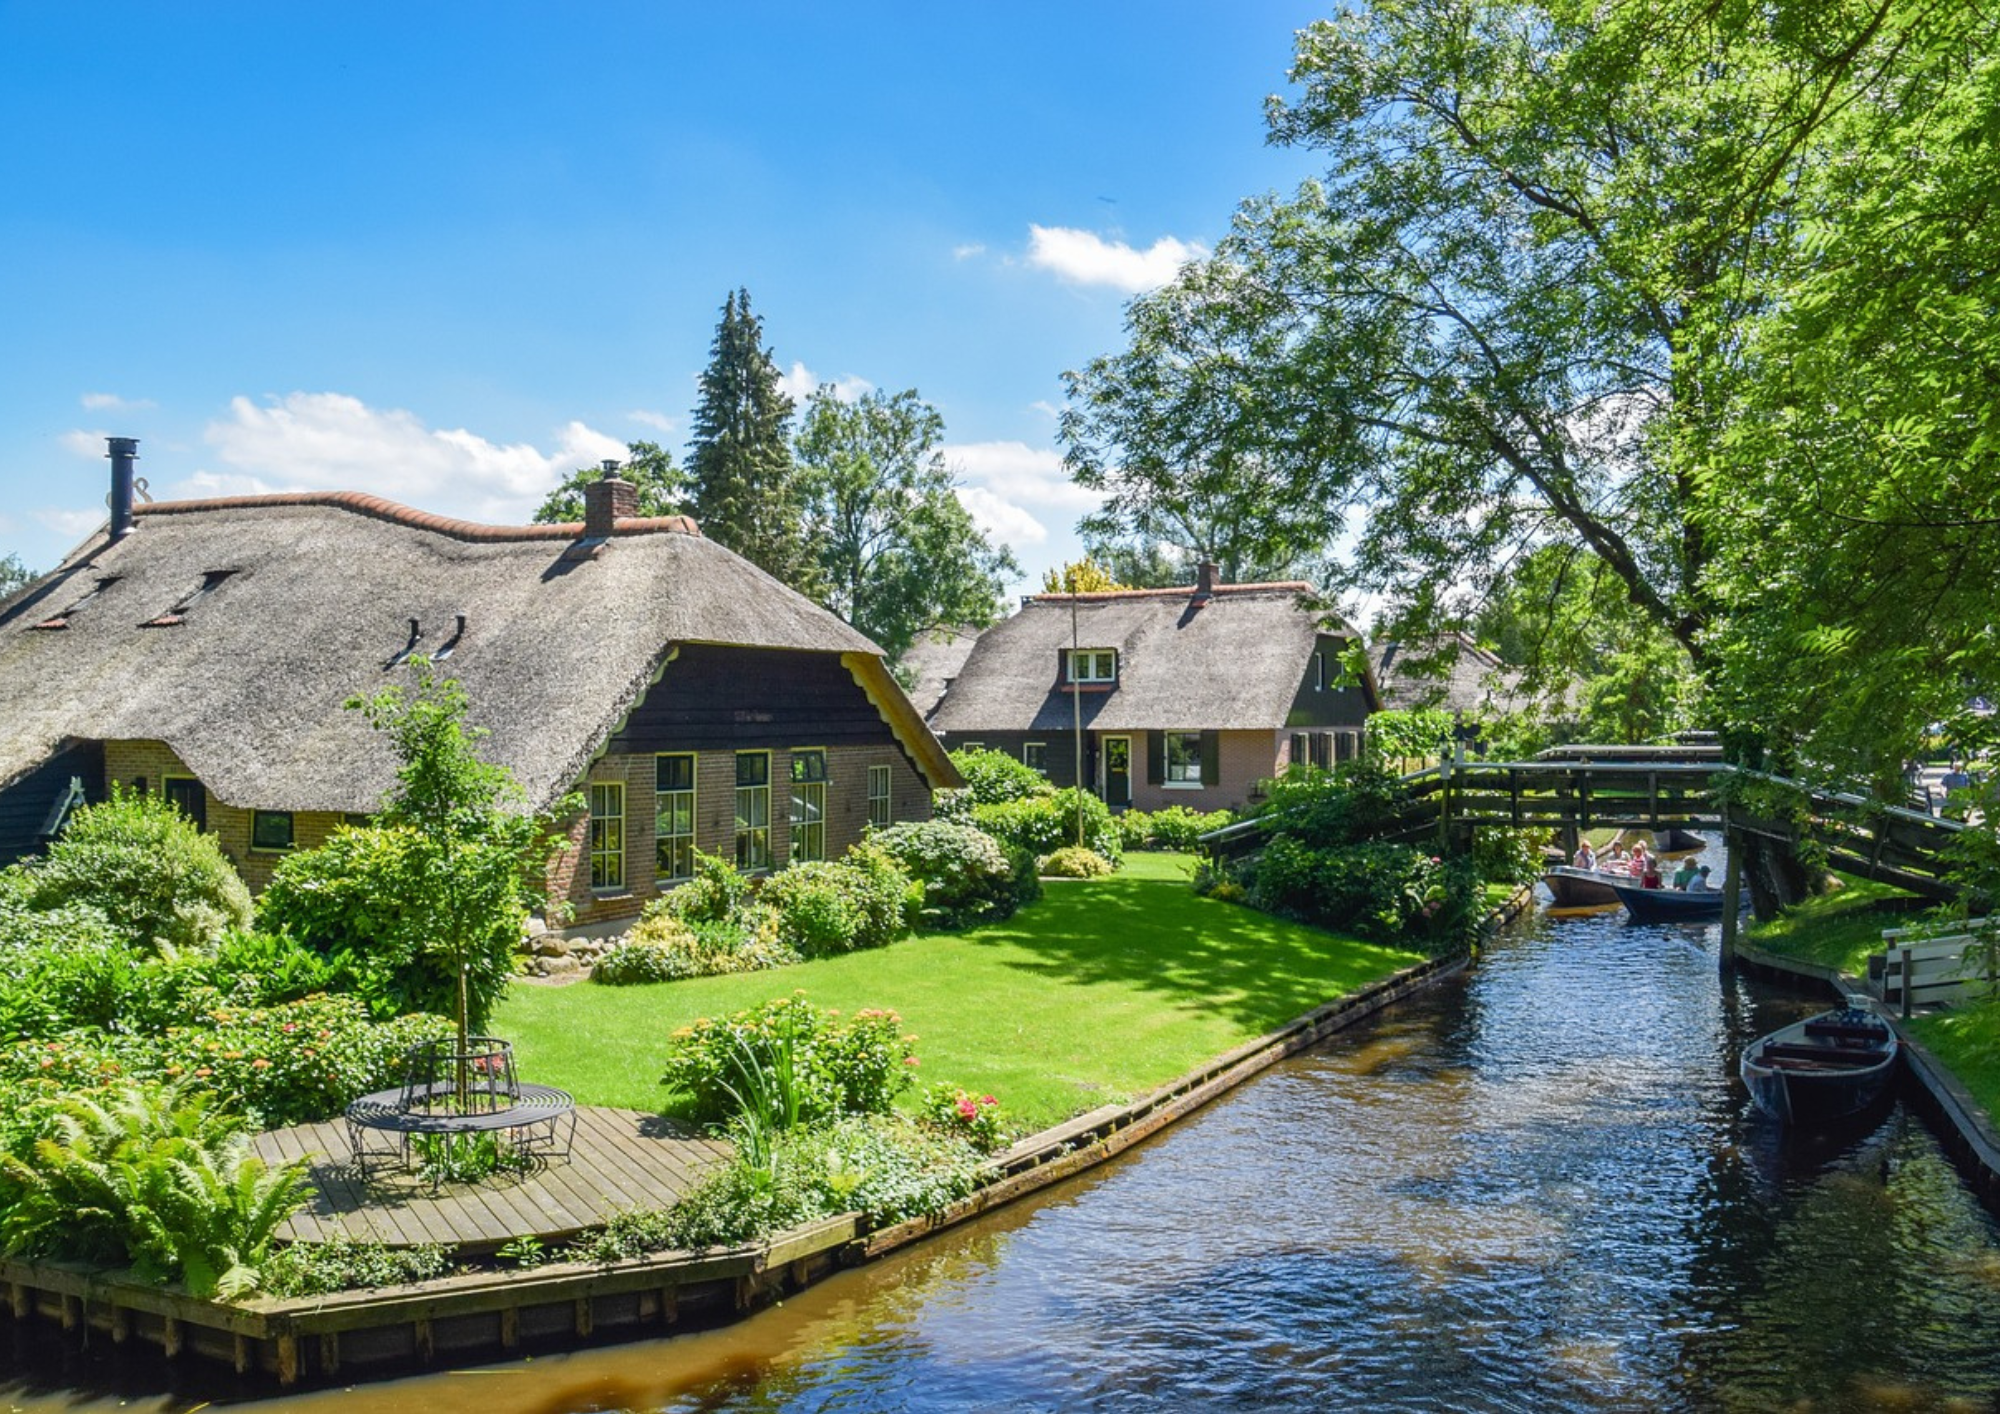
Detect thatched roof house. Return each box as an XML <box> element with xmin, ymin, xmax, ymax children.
<box><xmin>1369</xmin><ymin>633</ymin><xmax>1531</xmax><ymax>718</ymax></box>
<box><xmin>927</xmin><ymin>567</ymin><xmax>1378</xmax><ymax>812</ymax></box>
<box><xmin>896</xmin><ymin>624</ymin><xmax>982</xmax><ymax>717</ymax></box>
<box><xmin>0</xmin><ymin>446</ymin><xmax>955</xmax><ymax>927</ymax></box>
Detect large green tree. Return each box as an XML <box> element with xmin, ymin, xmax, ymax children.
<box><xmin>1699</xmin><ymin>14</ymin><xmax>2000</xmax><ymax>790</ymax></box>
<box><xmin>1077</xmin><ymin>1</ymin><xmax>1974</xmax><ymax>662</ymax></box>
<box><xmin>0</xmin><ymin>555</ymin><xmax>31</xmax><ymax>597</ymax></box>
<box><xmin>794</xmin><ymin>387</ymin><xmax>1016</xmax><ymax>661</ymax></box>
<box><xmin>686</xmin><ymin>289</ymin><xmax>813</xmax><ymax>587</ymax></box>
<box><xmin>531</xmin><ymin>441</ymin><xmax>687</xmax><ymax>524</ymax></box>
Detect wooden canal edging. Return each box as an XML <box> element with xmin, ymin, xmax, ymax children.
<box><xmin>0</xmin><ymin>950</ymin><xmax>1473</xmax><ymax>1389</ymax></box>
<box><xmin>1735</xmin><ymin>943</ymin><xmax>2000</xmax><ymax>1213</ymax></box>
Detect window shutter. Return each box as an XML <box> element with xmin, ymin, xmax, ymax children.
<box><xmin>1200</xmin><ymin>731</ymin><xmax>1220</xmax><ymax>787</ymax></box>
<box><xmin>1145</xmin><ymin>732</ymin><xmax>1164</xmax><ymax>786</ymax></box>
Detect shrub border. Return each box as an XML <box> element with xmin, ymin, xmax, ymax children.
<box><xmin>0</xmin><ymin>924</ymin><xmax>1500</xmax><ymax>1390</ymax></box>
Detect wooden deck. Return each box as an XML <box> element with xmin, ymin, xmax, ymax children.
<box><xmin>251</xmin><ymin>1106</ymin><xmax>731</xmax><ymax>1250</ymax></box>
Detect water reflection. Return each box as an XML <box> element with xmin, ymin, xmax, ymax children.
<box><xmin>8</xmin><ymin>899</ymin><xmax>2000</xmax><ymax>1412</ymax></box>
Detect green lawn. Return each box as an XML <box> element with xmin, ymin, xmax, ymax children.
<box><xmin>496</xmin><ymin>853</ymin><xmax>1422</xmax><ymax>1133</ymax></box>
<box><xmin>1908</xmin><ymin>1006</ymin><xmax>2000</xmax><ymax>1124</ymax></box>
<box><xmin>1743</xmin><ymin>876</ymin><xmax>1923</xmax><ymax>976</ymax></box>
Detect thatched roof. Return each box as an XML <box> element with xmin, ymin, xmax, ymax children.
<box><xmin>929</xmin><ymin>582</ymin><xmax>1363</xmax><ymax>734</ymax></box>
<box><xmin>1369</xmin><ymin>633</ymin><xmax>1530</xmax><ymax>716</ymax></box>
<box><xmin>0</xmin><ymin>492</ymin><xmax>949</xmax><ymax>813</ymax></box>
<box><xmin>896</xmin><ymin>624</ymin><xmax>982</xmax><ymax>717</ymax></box>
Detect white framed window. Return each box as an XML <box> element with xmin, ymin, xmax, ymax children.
<box><xmin>789</xmin><ymin>749</ymin><xmax>827</xmax><ymax>863</ymax></box>
<box><xmin>1068</xmin><ymin>648</ymin><xmax>1117</xmax><ymax>684</ymax></box>
<box><xmin>1023</xmin><ymin>742</ymin><xmax>1047</xmax><ymax>774</ymax></box>
<box><xmin>589</xmin><ymin>782</ymin><xmax>625</xmax><ymax>891</ymax></box>
<box><xmin>1165</xmin><ymin>732</ymin><xmax>1204</xmax><ymax>787</ymax></box>
<box><xmin>735</xmin><ymin>752</ymin><xmax>772</xmax><ymax>871</ymax></box>
<box><xmin>1313</xmin><ymin>650</ymin><xmax>1326</xmax><ymax>691</ymax></box>
<box><xmin>655</xmin><ymin>753</ymin><xmax>696</xmax><ymax>883</ymax></box>
<box><xmin>867</xmin><ymin>763</ymin><xmax>892</xmax><ymax>829</ymax></box>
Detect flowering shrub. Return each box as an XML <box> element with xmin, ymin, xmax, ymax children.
<box><xmin>660</xmin><ymin>993</ymin><xmax>918</xmax><ymax>1128</ymax></box>
<box><xmin>25</xmin><ymin>788</ymin><xmax>252</xmax><ymax>953</ymax></box>
<box><xmin>1138</xmin><ymin>805</ymin><xmax>1237</xmax><ymax>852</ymax></box>
<box><xmin>871</xmin><ymin>821</ymin><xmax>1022</xmax><ymax>928</ymax></box>
<box><xmin>657</xmin><ymin>851</ymin><xmax>755</xmax><ymax>924</ymax></box>
<box><xmin>948</xmin><ymin>748</ymin><xmax>1055</xmax><ymax>805</ymax></box>
<box><xmin>662</xmin><ymin>1114</ymin><xmax>992</xmax><ymax>1249</ymax></box>
<box><xmin>1039</xmin><ymin>845</ymin><xmax>1114</xmax><ymax>879</ymax></box>
<box><xmin>153</xmin><ymin>994</ymin><xmax>453</xmax><ymax>1128</ymax></box>
<box><xmin>758</xmin><ymin>843</ymin><xmax>915</xmax><ymax>958</ymax></box>
<box><xmin>594</xmin><ymin>914</ymin><xmax>799</xmax><ymax>986</ymax></box>
<box><xmin>919</xmin><ymin>1083</ymin><xmax>1007</xmax><ymax>1153</ymax></box>
<box><xmin>971</xmin><ymin>789</ymin><xmax>1123</xmax><ymax>863</ymax></box>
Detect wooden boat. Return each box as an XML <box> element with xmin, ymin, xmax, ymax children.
<box><xmin>1543</xmin><ymin>866</ymin><xmax>1624</xmax><ymax>907</ymax></box>
<box><xmin>1598</xmin><ymin>875</ymin><xmax>1743</xmax><ymax>922</ymax></box>
<box><xmin>1740</xmin><ymin>1006</ymin><xmax>1899</xmax><ymax>1127</ymax></box>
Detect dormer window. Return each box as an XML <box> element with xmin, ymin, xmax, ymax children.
<box><xmin>143</xmin><ymin>569</ymin><xmax>237</xmax><ymax>627</ymax></box>
<box><xmin>1069</xmin><ymin>649</ymin><xmax>1117</xmax><ymax>684</ymax></box>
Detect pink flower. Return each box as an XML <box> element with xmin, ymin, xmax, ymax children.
<box><xmin>251</xmin><ymin>1058</ymin><xmax>271</xmax><ymax>1070</ymax></box>
<box><xmin>904</xmin><ymin>1057</ymin><xmax>921</xmax><ymax>1067</ymax></box>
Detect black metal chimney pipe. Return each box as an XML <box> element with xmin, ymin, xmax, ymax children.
<box><xmin>106</xmin><ymin>437</ymin><xmax>139</xmax><ymax>541</ymax></box>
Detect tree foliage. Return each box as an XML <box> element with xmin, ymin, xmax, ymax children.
<box><xmin>1068</xmin><ymin>0</ymin><xmax>1998</xmax><ymax>802</ymax></box>
<box><xmin>262</xmin><ymin>661</ymin><xmax>559</xmax><ymax>1043</ymax></box>
<box><xmin>687</xmin><ymin>289</ymin><xmax>814</xmax><ymax>586</ymax></box>
<box><xmin>795</xmin><ymin>387</ymin><xmax>1015</xmax><ymax>660</ymax></box>
<box><xmin>531</xmin><ymin>441</ymin><xmax>687</xmax><ymax>524</ymax></box>
<box><xmin>0</xmin><ymin>554</ymin><xmax>32</xmax><ymax>598</ymax></box>
<box><xmin>1039</xmin><ymin>558</ymin><xmax>1128</xmax><ymax>594</ymax></box>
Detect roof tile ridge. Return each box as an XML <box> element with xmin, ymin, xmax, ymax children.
<box><xmin>1030</xmin><ymin>579</ymin><xmax>1314</xmax><ymax>603</ymax></box>
<box><xmin>134</xmin><ymin>492</ymin><xmax>701</xmax><ymax>542</ymax></box>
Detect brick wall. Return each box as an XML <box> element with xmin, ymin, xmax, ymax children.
<box><xmin>548</xmin><ymin>742</ymin><xmax>935</xmax><ymax>933</ymax></box>
<box><xmin>102</xmin><ymin>740</ymin><xmax>344</xmax><ymax>892</ymax></box>
<box><xmin>1128</xmin><ymin>729</ymin><xmax>1283</xmax><ymax>815</ymax></box>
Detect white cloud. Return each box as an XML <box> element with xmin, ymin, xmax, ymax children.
<box><xmin>778</xmin><ymin>362</ymin><xmax>874</xmax><ymax>406</ymax></box>
<box><xmin>627</xmin><ymin>409</ymin><xmax>677</xmax><ymax>433</ymax></box>
<box><xmin>942</xmin><ymin>439</ymin><xmax>1105</xmax><ymax>556</ymax></box>
<box><xmin>1026</xmin><ymin>224</ymin><xmax>1206</xmax><ymax>294</ymax></box>
<box><xmin>60</xmin><ymin>429</ymin><xmax>111</xmax><ymax>458</ymax></box>
<box><xmin>191</xmin><ymin>392</ymin><xmax>626</xmax><ymax>525</ymax></box>
<box><xmin>956</xmin><ymin>485</ymin><xmax>1047</xmax><ymax>547</ymax></box>
<box><xmin>1029</xmin><ymin>400</ymin><xmax>1061</xmax><ymax>420</ymax></box>
<box><xmin>34</xmin><ymin>507</ymin><xmax>101</xmax><ymax>539</ymax></box>
<box><xmin>80</xmin><ymin>391</ymin><xmax>155</xmax><ymax>413</ymax></box>
<box><xmin>952</xmin><ymin>242</ymin><xmax>987</xmax><ymax>260</ymax></box>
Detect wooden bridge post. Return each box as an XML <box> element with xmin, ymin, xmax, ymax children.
<box><xmin>1719</xmin><ymin>808</ymin><xmax>1742</xmax><ymax>970</ymax></box>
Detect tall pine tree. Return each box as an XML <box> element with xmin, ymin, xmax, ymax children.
<box><xmin>686</xmin><ymin>289</ymin><xmax>813</xmax><ymax>587</ymax></box>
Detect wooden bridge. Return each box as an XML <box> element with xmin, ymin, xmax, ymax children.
<box><xmin>1206</xmin><ymin>752</ymin><xmax>1969</xmax><ymax>902</ymax></box>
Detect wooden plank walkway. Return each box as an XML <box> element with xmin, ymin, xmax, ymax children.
<box><xmin>250</xmin><ymin>1107</ymin><xmax>732</xmax><ymax>1250</ymax></box>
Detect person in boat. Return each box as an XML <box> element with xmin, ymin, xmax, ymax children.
<box><xmin>1602</xmin><ymin>843</ymin><xmax>1626</xmax><ymax>870</ymax></box>
<box><xmin>1627</xmin><ymin>841</ymin><xmax>1649</xmax><ymax>879</ymax></box>
<box><xmin>1685</xmin><ymin>864</ymin><xmax>1713</xmax><ymax>893</ymax></box>
<box><xmin>1671</xmin><ymin>857</ymin><xmax>1700</xmax><ymax>891</ymax></box>
<box><xmin>1642</xmin><ymin>857</ymin><xmax>1664</xmax><ymax>889</ymax></box>
<box><xmin>1573</xmin><ymin>841</ymin><xmax>1597</xmax><ymax>871</ymax></box>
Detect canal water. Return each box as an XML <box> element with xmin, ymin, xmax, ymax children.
<box><xmin>10</xmin><ymin>896</ymin><xmax>2000</xmax><ymax>1411</ymax></box>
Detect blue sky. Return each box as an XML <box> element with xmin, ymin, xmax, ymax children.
<box><xmin>0</xmin><ymin>3</ymin><xmax>1328</xmax><ymax>595</ymax></box>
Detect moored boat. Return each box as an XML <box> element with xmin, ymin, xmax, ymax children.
<box><xmin>1740</xmin><ymin>1005</ymin><xmax>1899</xmax><ymax>1127</ymax></box>
<box><xmin>1599</xmin><ymin>874</ymin><xmax>1742</xmax><ymax>922</ymax></box>
<box><xmin>1542</xmin><ymin>865</ymin><xmax>1627</xmax><ymax>907</ymax></box>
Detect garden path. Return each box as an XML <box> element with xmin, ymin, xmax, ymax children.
<box><xmin>251</xmin><ymin>1106</ymin><xmax>731</xmax><ymax>1250</ymax></box>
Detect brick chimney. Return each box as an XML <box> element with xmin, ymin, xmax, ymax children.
<box><xmin>583</xmin><ymin>459</ymin><xmax>637</xmax><ymax>539</ymax></box>
<box><xmin>1194</xmin><ymin>560</ymin><xmax>1219</xmax><ymax>599</ymax></box>
<box><xmin>107</xmin><ymin>436</ymin><xmax>140</xmax><ymax>541</ymax></box>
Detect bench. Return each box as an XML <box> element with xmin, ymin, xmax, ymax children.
<box><xmin>1873</xmin><ymin>923</ymin><xmax>1998</xmax><ymax>1014</ymax></box>
<box><xmin>346</xmin><ymin>1038</ymin><xmax>577</xmax><ymax>1182</ymax></box>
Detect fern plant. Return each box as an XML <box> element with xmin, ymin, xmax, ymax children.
<box><xmin>0</xmin><ymin>1080</ymin><xmax>307</xmax><ymax>1297</ymax></box>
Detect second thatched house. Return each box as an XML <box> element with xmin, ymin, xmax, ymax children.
<box><xmin>926</xmin><ymin>567</ymin><xmax>1379</xmax><ymax>812</ymax></box>
<box><xmin>0</xmin><ymin>441</ymin><xmax>957</xmax><ymax>931</ymax></box>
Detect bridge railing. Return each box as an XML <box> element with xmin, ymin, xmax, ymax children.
<box><xmin>1197</xmin><ymin>756</ymin><xmax>1968</xmax><ymax>898</ymax></box>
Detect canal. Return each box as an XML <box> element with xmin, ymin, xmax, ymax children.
<box><xmin>8</xmin><ymin>896</ymin><xmax>2000</xmax><ymax>1411</ymax></box>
